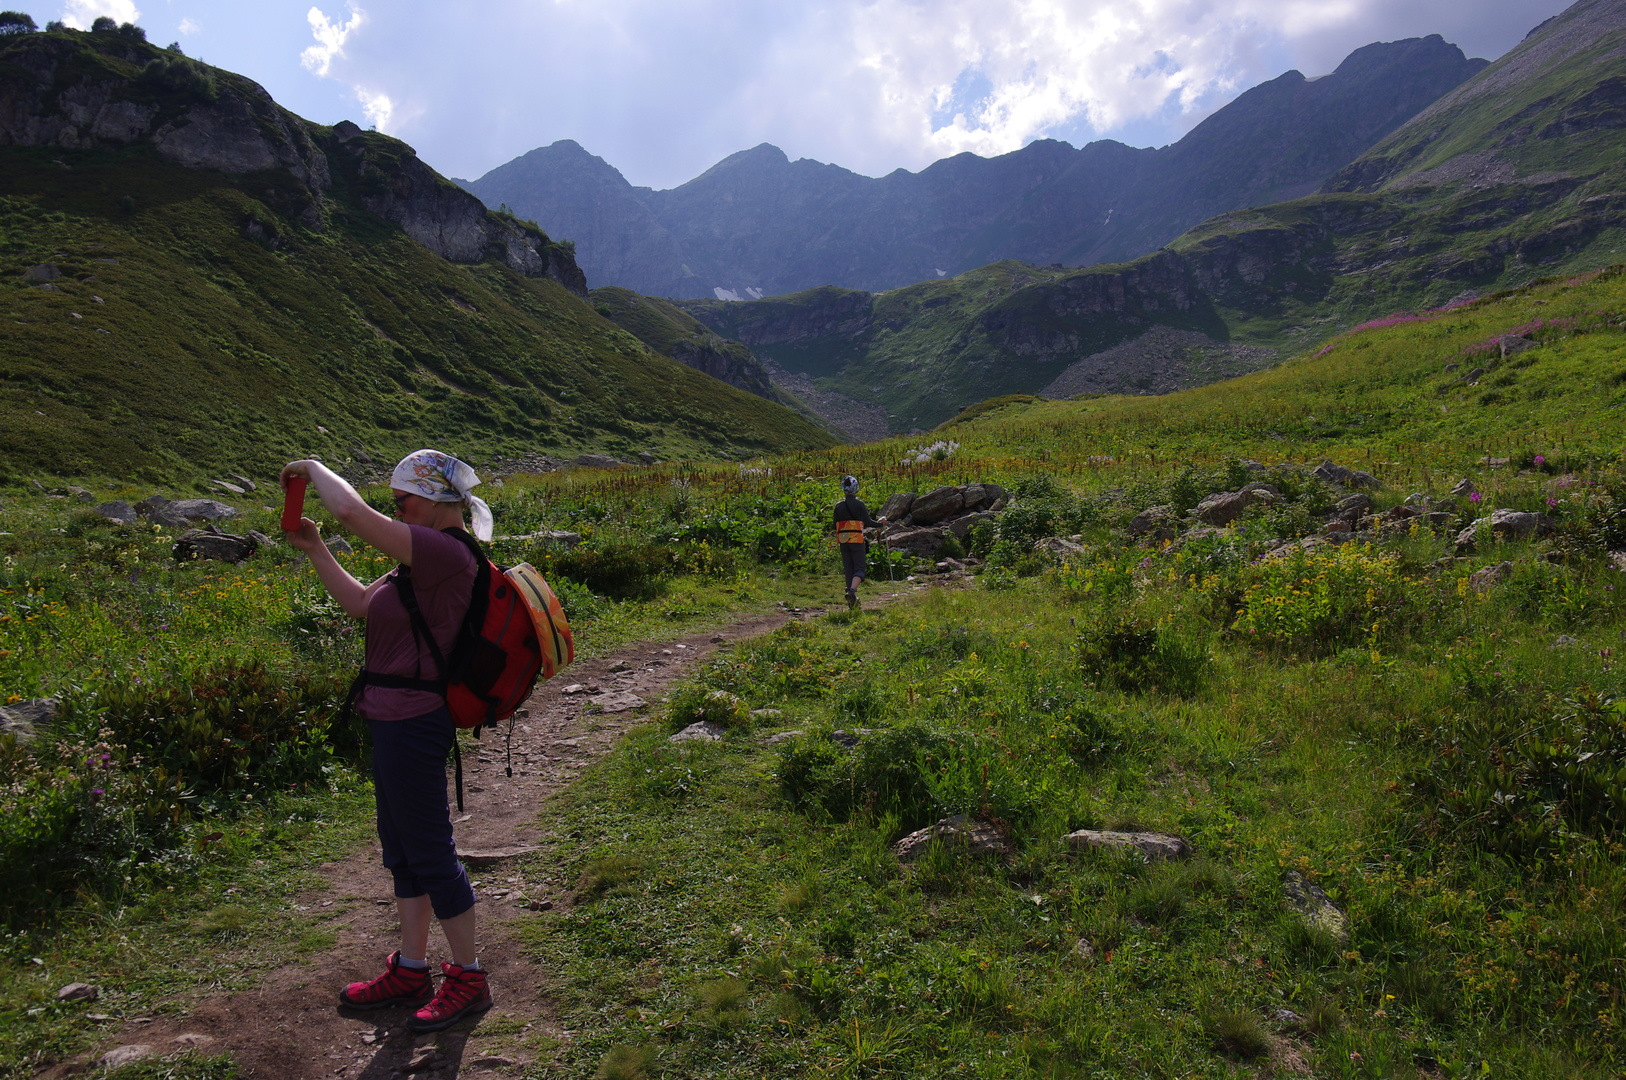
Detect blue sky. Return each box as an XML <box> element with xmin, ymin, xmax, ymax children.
<box><xmin>52</xmin><ymin>0</ymin><xmax>1573</xmax><ymax>189</ymax></box>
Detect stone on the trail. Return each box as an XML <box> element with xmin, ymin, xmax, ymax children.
<box><xmin>0</xmin><ymin>697</ymin><xmax>57</xmax><ymax>742</ymax></box>
<box><xmin>100</xmin><ymin>1046</ymin><xmax>156</xmax><ymax>1069</ymax></box>
<box><xmin>1283</xmin><ymin>870</ymin><xmax>1349</xmax><ymax>943</ymax></box>
<box><xmin>1064</xmin><ymin>829</ymin><xmax>1192</xmax><ymax>862</ymax></box>
<box><xmin>589</xmin><ymin>690</ymin><xmax>645</xmax><ymax>713</ymax></box>
<box><xmin>559</xmin><ymin>683</ymin><xmax>587</xmax><ymax>695</ymax></box>
<box><xmin>56</xmin><ymin>982</ymin><xmax>97</xmax><ymax>1002</ymax></box>
<box><xmin>460</xmin><ymin>846</ymin><xmax>539</xmax><ymax>866</ymax></box>
<box><xmin>406</xmin><ymin>1045</ymin><xmax>442</xmax><ymax>1072</ymax></box>
<box><xmin>892</xmin><ymin>814</ymin><xmax>1009</xmax><ymax>861</ymax></box>
<box><xmin>325</xmin><ymin>536</ymin><xmax>354</xmax><ymax>555</ymax></box>
<box><xmin>94</xmin><ymin>500</ymin><xmax>137</xmax><ymax>524</ymax></box>
<box><xmin>470</xmin><ymin>1055</ymin><xmax>520</xmax><ymax>1069</ymax></box>
<box><xmin>171</xmin><ymin>1033</ymin><xmax>215</xmax><ymax>1048</ymax></box>
<box><xmin>608</xmin><ymin>659</ymin><xmax>632</xmax><ymax>673</ymax></box>
<box><xmin>711</xmin><ymin>634</ymin><xmax>726</xmax><ymax>643</ymax></box>
<box><xmin>670</xmin><ymin>720</ymin><xmax>726</xmax><ymax>742</ymax></box>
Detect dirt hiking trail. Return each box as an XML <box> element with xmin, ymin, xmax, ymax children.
<box><xmin>47</xmin><ymin>593</ymin><xmax>913</xmax><ymax>1079</ymax></box>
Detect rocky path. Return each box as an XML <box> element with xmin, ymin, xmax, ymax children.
<box><xmin>51</xmin><ymin>607</ymin><xmax>826</xmax><ymax>1080</ymax></box>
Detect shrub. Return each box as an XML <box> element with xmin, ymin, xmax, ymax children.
<box><xmin>1075</xmin><ymin>619</ymin><xmax>1209</xmax><ymax>698</ymax></box>
<box><xmin>666</xmin><ymin>686</ymin><xmax>749</xmax><ymax>731</ymax></box>
<box><xmin>775</xmin><ymin>723</ymin><xmax>951</xmax><ymax>829</ymax></box>
<box><xmin>543</xmin><ymin>539</ymin><xmax>676</xmax><ymax>599</ymax></box>
<box><xmin>1229</xmin><ymin>544</ymin><xmax>1414</xmax><ymax>654</ymax></box>
<box><xmin>1200</xmin><ymin>1006</ymin><xmax>1271</xmax><ymax>1059</ymax></box>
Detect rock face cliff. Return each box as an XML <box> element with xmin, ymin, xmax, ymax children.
<box><xmin>0</xmin><ymin>29</ymin><xmax>586</xmax><ymax>295</ymax></box>
<box><xmin>465</xmin><ymin>35</ymin><xmax>1486</xmax><ymax>298</ymax></box>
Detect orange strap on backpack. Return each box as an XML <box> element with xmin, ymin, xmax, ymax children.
<box><xmin>836</xmin><ymin>519</ymin><xmax>866</xmax><ymax>544</ymax></box>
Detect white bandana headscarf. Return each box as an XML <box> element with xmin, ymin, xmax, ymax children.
<box><xmin>390</xmin><ymin>449</ymin><xmax>494</xmax><ymax>542</ymax></box>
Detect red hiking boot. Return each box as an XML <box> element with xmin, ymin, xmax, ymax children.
<box><xmin>339</xmin><ymin>951</ymin><xmax>433</xmax><ymax>1009</ymax></box>
<box><xmin>410</xmin><ymin>963</ymin><xmax>493</xmax><ymax>1032</ymax></box>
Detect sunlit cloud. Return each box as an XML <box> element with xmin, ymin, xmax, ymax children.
<box><xmin>61</xmin><ymin>0</ymin><xmax>139</xmax><ymax>30</ymax></box>
<box><xmin>300</xmin><ymin>3</ymin><xmax>363</xmax><ymax>78</ymax></box>
<box><xmin>355</xmin><ymin>86</ymin><xmax>393</xmax><ymax>131</ymax></box>
<box><xmin>178</xmin><ymin>17</ymin><xmax>200</xmax><ymax>35</ymax></box>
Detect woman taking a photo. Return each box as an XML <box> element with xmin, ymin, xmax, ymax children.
<box><xmin>280</xmin><ymin>449</ymin><xmax>494</xmax><ymax>1032</ymax></box>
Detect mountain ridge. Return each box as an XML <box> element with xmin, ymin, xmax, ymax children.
<box><xmin>464</xmin><ymin>35</ymin><xmax>1486</xmax><ymax>298</ymax></box>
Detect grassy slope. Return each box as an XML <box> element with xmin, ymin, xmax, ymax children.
<box><xmin>0</xmin><ymin>43</ymin><xmax>834</xmax><ymax>484</ymax></box>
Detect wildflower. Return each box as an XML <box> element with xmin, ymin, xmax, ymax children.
<box><xmin>1546</xmin><ymin>497</ymin><xmax>1559</xmax><ymax>509</ymax></box>
<box><xmin>1533</xmin><ymin>455</ymin><xmax>1547</xmax><ymax>466</ymax></box>
<box><xmin>1469</xmin><ymin>492</ymin><xmax>1483</xmax><ymax>503</ymax></box>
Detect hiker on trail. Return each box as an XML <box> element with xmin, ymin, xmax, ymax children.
<box><xmin>834</xmin><ymin>474</ymin><xmax>886</xmax><ymax>609</ymax></box>
<box><xmin>279</xmin><ymin>449</ymin><xmax>495</xmax><ymax>1033</ymax></box>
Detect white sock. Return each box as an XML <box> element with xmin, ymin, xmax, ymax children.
<box><xmin>463</xmin><ymin>960</ymin><xmax>484</xmax><ymax>972</ymax></box>
<box><xmin>399</xmin><ymin>955</ymin><xmax>428</xmax><ymax>970</ymax></box>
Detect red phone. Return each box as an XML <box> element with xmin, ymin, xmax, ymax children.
<box><xmin>281</xmin><ymin>477</ymin><xmax>307</xmax><ymax>531</ymax></box>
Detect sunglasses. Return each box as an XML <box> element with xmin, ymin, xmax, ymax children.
<box><xmin>391</xmin><ymin>493</ymin><xmax>416</xmax><ymax>511</ymax></box>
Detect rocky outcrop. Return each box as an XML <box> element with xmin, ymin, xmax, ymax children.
<box><xmin>892</xmin><ymin>815</ymin><xmax>1009</xmax><ymax>861</ymax></box>
<box><xmin>0</xmin><ymin>31</ymin><xmax>586</xmax><ymax>293</ymax></box>
<box><xmin>1065</xmin><ymin>829</ymin><xmax>1193</xmax><ymax>862</ymax></box>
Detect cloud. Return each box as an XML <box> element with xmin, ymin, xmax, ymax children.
<box><xmin>178</xmin><ymin>17</ymin><xmax>199</xmax><ymax>36</ymax></box>
<box><xmin>355</xmin><ymin>86</ymin><xmax>392</xmax><ymax>131</ymax></box>
<box><xmin>300</xmin><ymin>3</ymin><xmax>363</xmax><ymax>78</ymax></box>
<box><xmin>61</xmin><ymin>0</ymin><xmax>140</xmax><ymax>29</ymax></box>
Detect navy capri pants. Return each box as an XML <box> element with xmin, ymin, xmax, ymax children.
<box><xmin>368</xmin><ymin>707</ymin><xmax>475</xmax><ymax>920</ymax></box>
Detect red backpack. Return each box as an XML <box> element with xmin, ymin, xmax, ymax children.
<box><xmin>353</xmin><ymin>528</ymin><xmax>571</xmax><ymax>807</ymax></box>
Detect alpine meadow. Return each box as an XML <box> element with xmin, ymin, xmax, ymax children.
<box><xmin>4</xmin><ymin>4</ymin><xmax>1626</xmax><ymax>1080</ymax></box>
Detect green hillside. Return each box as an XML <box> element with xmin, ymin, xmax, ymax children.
<box><xmin>0</xmin><ymin>28</ymin><xmax>833</xmax><ymax>484</ymax></box>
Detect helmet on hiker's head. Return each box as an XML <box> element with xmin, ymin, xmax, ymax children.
<box><xmin>841</xmin><ymin>475</ymin><xmax>859</xmax><ymax>495</ymax></box>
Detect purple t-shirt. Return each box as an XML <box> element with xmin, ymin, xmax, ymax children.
<box><xmin>356</xmin><ymin>525</ymin><xmax>479</xmax><ymax>721</ymax></box>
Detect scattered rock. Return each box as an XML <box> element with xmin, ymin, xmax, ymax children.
<box><xmin>764</xmin><ymin>730</ymin><xmax>804</xmax><ymax>745</ymax></box>
<box><xmin>1552</xmin><ymin>634</ymin><xmax>1580</xmax><ymax>648</ymax></box>
<box><xmin>944</xmin><ymin>510</ymin><xmax>999</xmax><ymax>539</ymax></box>
<box><xmin>325</xmin><ymin>536</ymin><xmax>354</xmax><ymax>555</ymax></box>
<box><xmin>0</xmin><ymin>697</ymin><xmax>57</xmax><ymax>741</ymax></box>
<box><xmin>878</xmin><ymin>491</ymin><xmax>916</xmax><ymax>522</ymax></box>
<box><xmin>1454</xmin><ymin>509</ymin><xmax>1557</xmax><ymax>548</ymax></box>
<box><xmin>100</xmin><ymin>1046</ymin><xmax>156</xmax><ymax>1069</ymax></box>
<box><xmin>65</xmin><ymin>485</ymin><xmax>95</xmax><ymax>502</ymax></box>
<box><xmin>22</xmin><ymin>263</ymin><xmax>60</xmax><ymax>283</ymax></box>
<box><xmin>211</xmin><ymin>480</ymin><xmax>247</xmax><ymax>495</ymax></box>
<box><xmin>174</xmin><ymin>528</ymin><xmax>257</xmax><ymax>564</ymax></box>
<box><xmin>607</xmin><ymin>660</ymin><xmax>632</xmax><ymax>673</ymax></box>
<box><xmin>750</xmin><ymin>708</ymin><xmax>784</xmax><ymax>720</ymax></box>
<box><xmin>670</xmin><ymin>720</ymin><xmax>727</xmax><ymax>742</ymax></box>
<box><xmin>166</xmin><ymin>498</ymin><xmax>239</xmax><ymax>522</ymax></box>
<box><xmin>1063</xmin><ymin>829</ymin><xmax>1192</xmax><ymax>862</ymax></box>
<box><xmin>710</xmin><ymin>634</ymin><xmax>726</xmax><ymax>643</ymax></box>
<box><xmin>892</xmin><ymin>814</ymin><xmax>1010</xmax><ymax>861</ymax></box>
<box><xmin>405</xmin><ymin>1045</ymin><xmax>442</xmax><ymax>1072</ymax></box>
<box><xmin>589</xmin><ymin>691</ymin><xmax>646</xmax><ymax>713</ymax></box>
<box><xmin>469</xmin><ymin>1055</ymin><xmax>519</xmax><ymax>1068</ymax></box>
<box><xmin>1273</xmin><ymin>1009</ymin><xmax>1304</xmax><ymax>1027</ymax></box>
<box><xmin>1033</xmin><ymin>536</ymin><xmax>1087</xmax><ymax>558</ymax></box>
<box><xmin>56</xmin><ymin>983</ymin><xmax>97</xmax><ymax>1002</ymax></box>
<box><xmin>883</xmin><ymin>526</ymin><xmax>947</xmax><ymax>558</ymax></box>
<box><xmin>1073</xmin><ymin>939</ymin><xmax>1096</xmax><ymax>960</ymax></box>
<box><xmin>170</xmin><ymin>1033</ymin><xmax>215</xmax><ymax>1048</ymax></box>
<box><xmin>93</xmin><ymin>500</ymin><xmax>137</xmax><ymax>524</ymax></box>
<box><xmin>1469</xmin><ymin>561</ymin><xmax>1514</xmax><ymax>591</ymax></box>
<box><xmin>1313</xmin><ymin>461</ymin><xmax>1378</xmax><ymax>488</ymax></box>
<box><xmin>1283</xmin><ymin>870</ymin><xmax>1349</xmax><ymax>942</ymax></box>
<box><xmin>228</xmin><ymin>473</ymin><xmax>258</xmax><ymax>492</ymax></box>
<box><xmin>829</xmin><ymin>729</ymin><xmax>876</xmax><ymax>747</ymax></box>
<box><xmin>907</xmin><ymin>485</ymin><xmax>966</xmax><ymax>525</ymax></box>
<box><xmin>247</xmin><ymin>529</ymin><xmax>276</xmax><ymax>548</ymax></box>
<box><xmin>1128</xmin><ymin>505</ymin><xmax>1176</xmax><ymax>537</ymax></box>
<box><xmin>574</xmin><ymin>453</ymin><xmax>624</xmax><ymax>468</ymax></box>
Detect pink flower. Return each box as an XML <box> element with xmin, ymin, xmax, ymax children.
<box><xmin>1469</xmin><ymin>492</ymin><xmax>1483</xmax><ymax>503</ymax></box>
<box><xmin>1546</xmin><ymin>497</ymin><xmax>1558</xmax><ymax>509</ymax></box>
<box><xmin>1533</xmin><ymin>455</ymin><xmax>1546</xmax><ymax>466</ymax></box>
